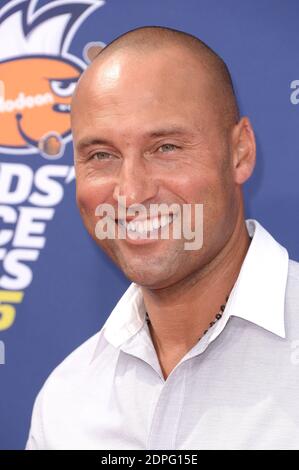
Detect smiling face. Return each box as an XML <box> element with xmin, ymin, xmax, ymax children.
<box><xmin>71</xmin><ymin>46</ymin><xmax>254</xmax><ymax>289</ymax></box>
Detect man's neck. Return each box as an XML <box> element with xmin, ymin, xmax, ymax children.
<box><xmin>140</xmin><ymin>216</ymin><xmax>251</xmax><ymax>377</ymax></box>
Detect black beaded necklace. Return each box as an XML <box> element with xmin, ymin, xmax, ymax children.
<box><xmin>145</xmin><ymin>294</ymin><xmax>230</xmax><ymax>342</ymax></box>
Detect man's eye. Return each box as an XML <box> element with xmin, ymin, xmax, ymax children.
<box><xmin>158</xmin><ymin>144</ymin><xmax>178</xmax><ymax>153</ymax></box>
<box><xmin>91</xmin><ymin>152</ymin><xmax>115</xmax><ymax>161</ymax></box>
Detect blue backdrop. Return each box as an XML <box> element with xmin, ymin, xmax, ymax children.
<box><xmin>0</xmin><ymin>0</ymin><xmax>299</xmax><ymax>450</ymax></box>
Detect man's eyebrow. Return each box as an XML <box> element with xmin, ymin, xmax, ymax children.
<box><xmin>146</xmin><ymin>126</ymin><xmax>195</xmax><ymax>138</ymax></box>
<box><xmin>76</xmin><ymin>137</ymin><xmax>112</xmax><ymax>151</ymax></box>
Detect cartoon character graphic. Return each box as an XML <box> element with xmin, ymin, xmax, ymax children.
<box><xmin>0</xmin><ymin>0</ymin><xmax>105</xmax><ymax>159</ymax></box>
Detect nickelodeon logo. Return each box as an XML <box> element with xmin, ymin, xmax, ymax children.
<box><xmin>0</xmin><ymin>0</ymin><xmax>105</xmax><ymax>159</ymax></box>
<box><xmin>0</xmin><ymin>86</ymin><xmax>54</xmax><ymax>113</ymax></box>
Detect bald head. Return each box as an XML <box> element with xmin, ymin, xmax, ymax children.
<box><xmin>83</xmin><ymin>26</ymin><xmax>240</xmax><ymax>127</ymax></box>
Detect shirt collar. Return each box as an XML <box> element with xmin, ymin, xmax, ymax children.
<box><xmin>94</xmin><ymin>218</ymin><xmax>289</xmax><ymax>360</ymax></box>
<box><xmin>225</xmin><ymin>219</ymin><xmax>289</xmax><ymax>338</ymax></box>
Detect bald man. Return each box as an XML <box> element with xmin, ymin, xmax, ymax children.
<box><xmin>26</xmin><ymin>27</ymin><xmax>299</xmax><ymax>450</ymax></box>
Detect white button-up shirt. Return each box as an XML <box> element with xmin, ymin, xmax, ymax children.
<box><xmin>26</xmin><ymin>219</ymin><xmax>299</xmax><ymax>450</ymax></box>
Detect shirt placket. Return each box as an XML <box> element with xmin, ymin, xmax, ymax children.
<box><xmin>146</xmin><ymin>360</ymin><xmax>189</xmax><ymax>450</ymax></box>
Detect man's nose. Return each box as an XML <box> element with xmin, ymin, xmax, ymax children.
<box><xmin>112</xmin><ymin>157</ymin><xmax>158</xmax><ymax>206</ymax></box>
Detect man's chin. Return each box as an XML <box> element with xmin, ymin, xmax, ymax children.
<box><xmin>95</xmin><ymin>240</ymin><xmax>182</xmax><ymax>287</ymax></box>
<box><xmin>121</xmin><ymin>266</ymin><xmax>177</xmax><ymax>290</ymax></box>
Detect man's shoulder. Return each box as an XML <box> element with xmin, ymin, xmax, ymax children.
<box><xmin>26</xmin><ymin>326</ymin><xmax>116</xmax><ymax>449</ymax></box>
<box><xmin>285</xmin><ymin>259</ymin><xmax>299</xmax><ymax>316</ymax></box>
<box><xmin>40</xmin><ymin>327</ymin><xmax>108</xmax><ymax>394</ymax></box>
<box><xmin>54</xmin><ymin>329</ymin><xmax>102</xmax><ymax>371</ymax></box>
<box><xmin>288</xmin><ymin>258</ymin><xmax>299</xmax><ymax>281</ymax></box>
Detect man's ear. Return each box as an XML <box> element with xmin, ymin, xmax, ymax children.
<box><xmin>231</xmin><ymin>116</ymin><xmax>256</xmax><ymax>185</ymax></box>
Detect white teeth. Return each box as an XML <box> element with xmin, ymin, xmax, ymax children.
<box><xmin>148</xmin><ymin>219</ymin><xmax>154</xmax><ymax>231</ymax></box>
<box><xmin>160</xmin><ymin>215</ymin><xmax>168</xmax><ymax>227</ymax></box>
<box><xmin>121</xmin><ymin>214</ymin><xmax>176</xmax><ymax>236</ymax></box>
<box><xmin>127</xmin><ymin>221</ymin><xmax>136</xmax><ymax>232</ymax></box>
<box><xmin>153</xmin><ymin>218</ymin><xmax>159</xmax><ymax>229</ymax></box>
<box><xmin>137</xmin><ymin>221</ymin><xmax>144</xmax><ymax>232</ymax></box>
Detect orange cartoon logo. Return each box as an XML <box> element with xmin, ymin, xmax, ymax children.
<box><xmin>0</xmin><ymin>0</ymin><xmax>105</xmax><ymax>159</ymax></box>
